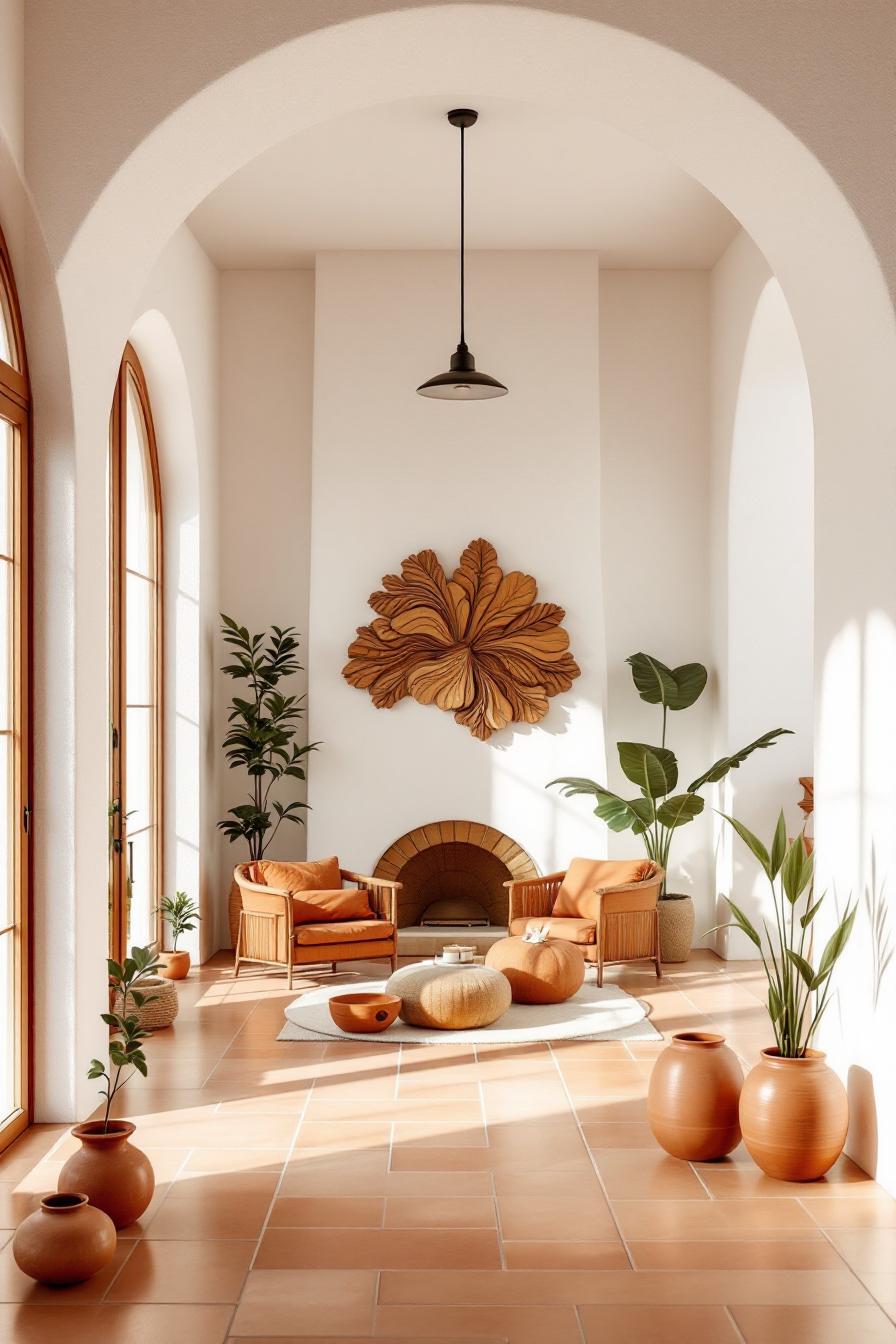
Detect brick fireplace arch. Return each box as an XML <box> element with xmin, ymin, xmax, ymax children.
<box><xmin>374</xmin><ymin>821</ymin><xmax>539</xmax><ymax>929</ymax></box>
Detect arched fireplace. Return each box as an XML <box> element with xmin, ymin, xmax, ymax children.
<box><xmin>374</xmin><ymin>821</ymin><xmax>539</xmax><ymax>954</ymax></box>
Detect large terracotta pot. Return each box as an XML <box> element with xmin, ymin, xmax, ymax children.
<box><xmin>739</xmin><ymin>1047</ymin><xmax>848</xmax><ymax>1181</ymax></box>
<box><xmin>58</xmin><ymin>1121</ymin><xmax>155</xmax><ymax>1228</ymax></box>
<box><xmin>13</xmin><ymin>1193</ymin><xmax>116</xmax><ymax>1285</ymax></box>
<box><xmin>485</xmin><ymin>935</ymin><xmax>585</xmax><ymax>1004</ymax></box>
<box><xmin>658</xmin><ymin>894</ymin><xmax>695</xmax><ymax>963</ymax></box>
<box><xmin>158</xmin><ymin>949</ymin><xmax>190</xmax><ymax>980</ymax></box>
<box><xmin>647</xmin><ymin>1031</ymin><xmax>742</xmax><ymax>1160</ymax></box>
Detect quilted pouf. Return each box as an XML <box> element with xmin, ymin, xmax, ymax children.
<box><xmin>386</xmin><ymin>961</ymin><xmax>511</xmax><ymax>1030</ymax></box>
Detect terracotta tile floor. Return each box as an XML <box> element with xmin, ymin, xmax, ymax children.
<box><xmin>0</xmin><ymin>949</ymin><xmax>894</xmax><ymax>1342</ymax></box>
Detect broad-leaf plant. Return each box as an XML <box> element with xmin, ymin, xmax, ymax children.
<box><xmin>158</xmin><ymin>890</ymin><xmax>201</xmax><ymax>952</ymax></box>
<box><xmin>712</xmin><ymin>812</ymin><xmax>856</xmax><ymax>1056</ymax></box>
<box><xmin>218</xmin><ymin>615</ymin><xmax>317</xmax><ymax>862</ymax></box>
<box><xmin>549</xmin><ymin>652</ymin><xmax>790</xmax><ymax>896</ymax></box>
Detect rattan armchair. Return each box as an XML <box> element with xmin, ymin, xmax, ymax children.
<box><xmin>504</xmin><ymin>859</ymin><xmax>664</xmax><ymax>985</ymax></box>
<box><xmin>233</xmin><ymin>864</ymin><xmax>401</xmax><ymax>989</ymax></box>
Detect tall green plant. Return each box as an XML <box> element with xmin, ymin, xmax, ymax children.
<box><xmin>218</xmin><ymin>616</ymin><xmax>317</xmax><ymax>862</ymax></box>
<box><xmin>548</xmin><ymin>652</ymin><xmax>790</xmax><ymax>895</ymax></box>
<box><xmin>89</xmin><ymin>945</ymin><xmax>159</xmax><ymax>1131</ymax></box>
<box><xmin>711</xmin><ymin>812</ymin><xmax>856</xmax><ymax>1056</ymax></box>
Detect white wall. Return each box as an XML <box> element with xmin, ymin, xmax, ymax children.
<box><xmin>217</xmin><ymin>270</ymin><xmax>315</xmax><ymax>920</ymax></box>
<box><xmin>599</xmin><ymin>271</ymin><xmax>714</xmax><ymax>929</ymax></box>
<box><xmin>709</xmin><ymin>229</ymin><xmax>814</xmax><ymax>956</ymax></box>
<box><xmin>130</xmin><ymin>225</ymin><xmax>219</xmax><ymax>960</ymax></box>
<box><xmin>308</xmin><ymin>251</ymin><xmax>606</xmax><ymax>877</ymax></box>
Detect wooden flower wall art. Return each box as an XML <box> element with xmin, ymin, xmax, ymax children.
<box><xmin>342</xmin><ymin>538</ymin><xmax>580</xmax><ymax>740</ymax></box>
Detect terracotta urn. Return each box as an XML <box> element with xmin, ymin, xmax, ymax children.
<box><xmin>485</xmin><ymin>935</ymin><xmax>585</xmax><ymax>1004</ymax></box>
<box><xmin>647</xmin><ymin>1031</ymin><xmax>742</xmax><ymax>1160</ymax></box>
<box><xmin>328</xmin><ymin>992</ymin><xmax>402</xmax><ymax>1034</ymax></box>
<box><xmin>58</xmin><ymin>1121</ymin><xmax>155</xmax><ymax>1228</ymax></box>
<box><xmin>13</xmin><ymin>1193</ymin><xmax>117</xmax><ymax>1285</ymax></box>
<box><xmin>739</xmin><ymin>1047</ymin><xmax>848</xmax><ymax>1181</ymax></box>
<box><xmin>158</xmin><ymin>949</ymin><xmax>190</xmax><ymax>980</ymax></box>
<box><xmin>657</xmin><ymin>894</ymin><xmax>695</xmax><ymax>963</ymax></box>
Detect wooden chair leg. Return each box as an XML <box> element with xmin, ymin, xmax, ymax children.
<box><xmin>654</xmin><ymin>908</ymin><xmax>663</xmax><ymax>979</ymax></box>
<box><xmin>234</xmin><ymin>912</ymin><xmax>243</xmax><ymax>978</ymax></box>
<box><xmin>390</xmin><ymin>953</ymin><xmax>398</xmax><ymax>972</ymax></box>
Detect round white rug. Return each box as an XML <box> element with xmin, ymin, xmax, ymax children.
<box><xmin>279</xmin><ymin>976</ymin><xmax>659</xmax><ymax>1044</ymax></box>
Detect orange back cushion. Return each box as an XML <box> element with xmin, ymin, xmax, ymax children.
<box><xmin>552</xmin><ymin>858</ymin><xmax>658</xmax><ymax>920</ymax></box>
<box><xmin>291</xmin><ymin>889</ymin><xmax>374</xmax><ymax>924</ymax></box>
<box><xmin>257</xmin><ymin>856</ymin><xmax>341</xmax><ymax>893</ymax></box>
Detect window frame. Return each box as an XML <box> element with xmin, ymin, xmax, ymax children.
<box><xmin>109</xmin><ymin>343</ymin><xmax>164</xmax><ymax>963</ymax></box>
<box><xmin>0</xmin><ymin>222</ymin><xmax>32</xmax><ymax>1155</ymax></box>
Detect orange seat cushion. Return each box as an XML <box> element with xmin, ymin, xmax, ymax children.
<box><xmin>290</xmin><ymin>889</ymin><xmax>373</xmax><ymax>924</ymax></box>
<box><xmin>509</xmin><ymin>915</ymin><xmax>596</xmax><ymax>945</ymax></box>
<box><xmin>551</xmin><ymin>858</ymin><xmax>658</xmax><ymax>920</ymax></box>
<box><xmin>257</xmin><ymin>856</ymin><xmax>341</xmax><ymax>892</ymax></box>
<box><xmin>293</xmin><ymin>919</ymin><xmax>395</xmax><ymax>946</ymax></box>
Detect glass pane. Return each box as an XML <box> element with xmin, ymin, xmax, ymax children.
<box><xmin>0</xmin><ymin>931</ymin><xmax>14</xmax><ymax>1126</ymax></box>
<box><xmin>0</xmin><ymin>735</ymin><xmax>10</xmax><ymax>930</ymax></box>
<box><xmin>127</xmin><ymin>827</ymin><xmax>155</xmax><ymax>949</ymax></box>
<box><xmin>125</xmin><ymin>707</ymin><xmax>153</xmax><ymax>833</ymax></box>
<box><xmin>0</xmin><ymin>418</ymin><xmax>12</xmax><ymax>555</ymax></box>
<box><xmin>125</xmin><ymin>374</ymin><xmax>153</xmax><ymax>576</ymax></box>
<box><xmin>126</xmin><ymin>571</ymin><xmax>154</xmax><ymax>705</ymax></box>
<box><xmin>0</xmin><ymin>278</ymin><xmax>16</xmax><ymax>370</ymax></box>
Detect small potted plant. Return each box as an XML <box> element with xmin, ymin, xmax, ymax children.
<box><xmin>549</xmin><ymin>652</ymin><xmax>790</xmax><ymax>962</ymax></box>
<box><xmin>157</xmin><ymin>890</ymin><xmax>201</xmax><ymax>980</ymax></box>
<box><xmin>57</xmin><ymin>944</ymin><xmax>159</xmax><ymax>1228</ymax></box>
<box><xmin>711</xmin><ymin>811</ymin><xmax>856</xmax><ymax>1180</ymax></box>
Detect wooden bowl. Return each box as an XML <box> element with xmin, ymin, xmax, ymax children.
<box><xmin>328</xmin><ymin>992</ymin><xmax>401</xmax><ymax>1034</ymax></box>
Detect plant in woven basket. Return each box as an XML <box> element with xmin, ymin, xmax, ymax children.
<box><xmin>218</xmin><ymin>615</ymin><xmax>318</xmax><ymax>861</ymax></box>
<box><xmin>710</xmin><ymin>811</ymin><xmax>857</xmax><ymax>1056</ymax></box>
<box><xmin>90</xmin><ymin>945</ymin><xmax>160</xmax><ymax>1131</ymax></box>
<box><xmin>548</xmin><ymin>651</ymin><xmax>790</xmax><ymax>896</ymax></box>
<box><xmin>158</xmin><ymin>890</ymin><xmax>200</xmax><ymax>952</ymax></box>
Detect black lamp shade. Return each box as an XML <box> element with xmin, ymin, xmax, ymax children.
<box><xmin>417</xmin><ymin>342</ymin><xmax>508</xmax><ymax>400</ymax></box>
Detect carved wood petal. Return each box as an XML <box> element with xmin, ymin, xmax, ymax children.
<box><xmin>343</xmin><ymin>538</ymin><xmax>581</xmax><ymax>739</ymax></box>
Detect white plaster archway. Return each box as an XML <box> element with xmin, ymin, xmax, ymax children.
<box><xmin>35</xmin><ymin>6</ymin><xmax>896</xmax><ymax>1180</ymax></box>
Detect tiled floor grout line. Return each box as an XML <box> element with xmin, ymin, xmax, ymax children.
<box><xmin>724</xmin><ymin>1302</ymin><xmax>748</xmax><ymax>1342</ymax></box>
<box><xmin>800</xmin><ymin>1202</ymin><xmax>890</xmax><ymax>1311</ymax></box>
<box><xmin>243</xmin><ymin>1047</ymin><xmax>315</xmax><ymax>1277</ymax></box>
<box><xmin>547</xmin><ymin>1040</ymin><xmax>637</xmax><ymax>1272</ymax></box>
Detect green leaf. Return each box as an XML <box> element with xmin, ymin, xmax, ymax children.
<box><xmin>782</xmin><ymin>835</ymin><xmax>812</xmax><ymax>904</ymax></box>
<box><xmin>770</xmin><ymin>811</ymin><xmax>787</xmax><ymax>879</ymax></box>
<box><xmin>718</xmin><ymin>812</ymin><xmax>771</xmax><ymax>878</ymax></box>
<box><xmin>768</xmin><ymin>981</ymin><xmax>783</xmax><ymax>1023</ymax></box>
<box><xmin>816</xmin><ymin>904</ymin><xmax>857</xmax><ymax>982</ymax></box>
<box><xmin>547</xmin><ymin>777</ymin><xmax>654</xmax><ymax>835</ymax></box>
<box><xmin>617</xmin><ymin>742</ymin><xmax>678</xmax><ymax>798</ymax></box>
<box><xmin>687</xmin><ymin>729</ymin><xmax>793</xmax><ymax>794</ymax></box>
<box><xmin>787</xmin><ymin>949</ymin><xmax>817</xmax><ymax>989</ymax></box>
<box><xmin>626</xmin><ymin>653</ymin><xmax>677</xmax><ymax>707</ymax></box>
<box><xmin>667</xmin><ymin>662</ymin><xmax>708</xmax><ymax>711</ymax></box>
<box><xmin>722</xmin><ymin>895</ymin><xmax>762</xmax><ymax>948</ymax></box>
<box><xmin>800</xmin><ymin>894</ymin><xmax>825</xmax><ymax>929</ymax></box>
<box><xmin>655</xmin><ymin>793</ymin><xmax>705</xmax><ymax>829</ymax></box>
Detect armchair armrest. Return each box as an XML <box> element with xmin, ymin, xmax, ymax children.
<box><xmin>503</xmin><ymin>871</ymin><xmax>565</xmax><ymax>922</ymax></box>
<box><xmin>341</xmin><ymin>869</ymin><xmax>401</xmax><ymax>925</ymax></box>
<box><xmin>594</xmin><ymin>870</ymin><xmax>665</xmax><ymax>914</ymax></box>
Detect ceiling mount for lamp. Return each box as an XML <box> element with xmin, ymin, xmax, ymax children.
<box><xmin>417</xmin><ymin>108</ymin><xmax>508</xmax><ymax>400</ymax></box>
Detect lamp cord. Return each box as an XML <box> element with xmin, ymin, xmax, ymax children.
<box><xmin>459</xmin><ymin>122</ymin><xmax>465</xmax><ymax>348</ymax></box>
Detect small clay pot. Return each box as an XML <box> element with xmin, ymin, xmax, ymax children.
<box><xmin>13</xmin><ymin>1193</ymin><xmax>117</xmax><ymax>1285</ymax></box>
<box><xmin>158</xmin><ymin>949</ymin><xmax>190</xmax><ymax>980</ymax></box>
<box><xmin>739</xmin><ymin>1047</ymin><xmax>848</xmax><ymax>1181</ymax></box>
<box><xmin>58</xmin><ymin>1121</ymin><xmax>155</xmax><ymax>1228</ymax></box>
<box><xmin>658</xmin><ymin>894</ymin><xmax>695</xmax><ymax>963</ymax></box>
<box><xmin>647</xmin><ymin>1031</ymin><xmax>742</xmax><ymax>1160</ymax></box>
<box><xmin>328</xmin><ymin>992</ymin><xmax>401</xmax><ymax>1034</ymax></box>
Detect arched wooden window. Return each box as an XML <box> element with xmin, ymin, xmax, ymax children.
<box><xmin>0</xmin><ymin>224</ymin><xmax>32</xmax><ymax>1153</ymax></box>
<box><xmin>109</xmin><ymin>345</ymin><xmax>163</xmax><ymax>960</ymax></box>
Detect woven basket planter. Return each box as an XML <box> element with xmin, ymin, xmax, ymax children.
<box><xmin>658</xmin><ymin>895</ymin><xmax>695</xmax><ymax>964</ymax></box>
<box><xmin>112</xmin><ymin>975</ymin><xmax>179</xmax><ymax>1032</ymax></box>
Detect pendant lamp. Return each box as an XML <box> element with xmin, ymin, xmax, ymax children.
<box><xmin>417</xmin><ymin>109</ymin><xmax>508</xmax><ymax>400</ymax></box>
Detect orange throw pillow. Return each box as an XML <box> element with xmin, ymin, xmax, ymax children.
<box><xmin>291</xmin><ymin>889</ymin><xmax>374</xmax><ymax>924</ymax></box>
<box><xmin>257</xmin><ymin>856</ymin><xmax>341</xmax><ymax>892</ymax></box>
<box><xmin>551</xmin><ymin>858</ymin><xmax>657</xmax><ymax>920</ymax></box>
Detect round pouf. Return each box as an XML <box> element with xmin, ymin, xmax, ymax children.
<box><xmin>485</xmin><ymin>936</ymin><xmax>585</xmax><ymax>1005</ymax></box>
<box><xmin>386</xmin><ymin>962</ymin><xmax>511</xmax><ymax>1030</ymax></box>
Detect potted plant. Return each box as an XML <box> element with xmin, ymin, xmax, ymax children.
<box><xmin>58</xmin><ymin>944</ymin><xmax>159</xmax><ymax>1228</ymax></box>
<box><xmin>157</xmin><ymin>889</ymin><xmax>201</xmax><ymax>980</ymax></box>
<box><xmin>711</xmin><ymin>811</ymin><xmax>856</xmax><ymax>1180</ymax></box>
<box><xmin>549</xmin><ymin>652</ymin><xmax>790</xmax><ymax>961</ymax></box>
<box><xmin>219</xmin><ymin>615</ymin><xmax>318</xmax><ymax>945</ymax></box>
